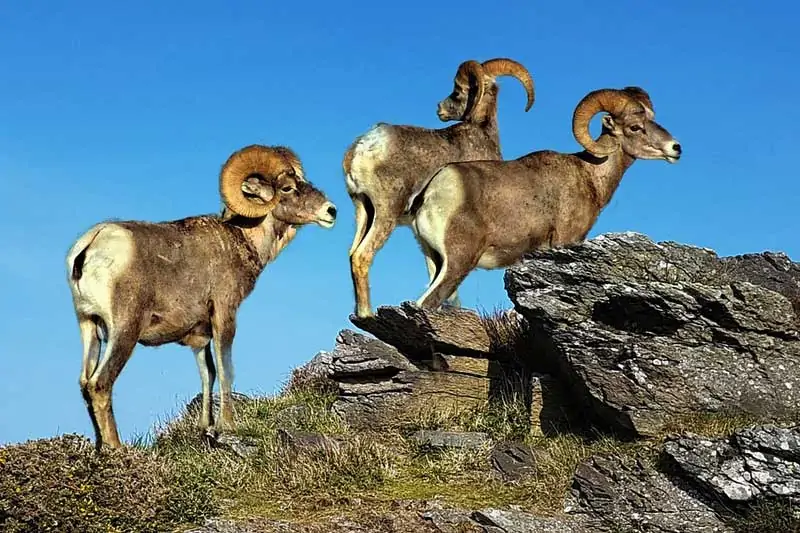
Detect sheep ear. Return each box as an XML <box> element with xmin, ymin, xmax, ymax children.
<box><xmin>241</xmin><ymin>176</ymin><xmax>276</xmax><ymax>204</ymax></box>
<box><xmin>601</xmin><ymin>114</ymin><xmax>618</xmax><ymax>134</ymax></box>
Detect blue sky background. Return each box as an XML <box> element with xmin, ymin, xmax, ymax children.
<box><xmin>1</xmin><ymin>1</ymin><xmax>797</xmax><ymax>445</ymax></box>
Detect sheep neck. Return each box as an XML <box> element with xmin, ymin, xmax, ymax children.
<box><xmin>583</xmin><ymin>134</ymin><xmax>636</xmax><ymax>210</ymax></box>
<box><xmin>236</xmin><ymin>215</ymin><xmax>298</xmax><ymax>270</ymax></box>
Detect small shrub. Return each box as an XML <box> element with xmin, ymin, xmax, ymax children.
<box><xmin>0</xmin><ymin>434</ymin><xmax>216</xmax><ymax>533</ymax></box>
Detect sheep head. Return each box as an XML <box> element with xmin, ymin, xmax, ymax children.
<box><xmin>220</xmin><ymin>145</ymin><xmax>337</xmax><ymax>227</ymax></box>
<box><xmin>437</xmin><ymin>58</ymin><xmax>535</xmax><ymax>122</ymax></box>
<box><xmin>572</xmin><ymin>87</ymin><xmax>682</xmax><ymax>163</ymax></box>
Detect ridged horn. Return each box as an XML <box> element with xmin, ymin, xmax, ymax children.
<box><xmin>220</xmin><ymin>145</ymin><xmax>294</xmax><ymax>218</ymax></box>
<box><xmin>622</xmin><ymin>86</ymin><xmax>655</xmax><ymax>119</ymax></box>
<box><xmin>572</xmin><ymin>89</ymin><xmax>639</xmax><ymax>157</ymax></box>
<box><xmin>454</xmin><ymin>60</ymin><xmax>486</xmax><ymax>115</ymax></box>
<box><xmin>481</xmin><ymin>58</ymin><xmax>535</xmax><ymax>111</ymax></box>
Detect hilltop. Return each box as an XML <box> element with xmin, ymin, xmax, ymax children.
<box><xmin>2</xmin><ymin>232</ymin><xmax>800</xmax><ymax>533</ymax></box>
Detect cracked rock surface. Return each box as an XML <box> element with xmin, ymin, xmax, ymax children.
<box><xmin>566</xmin><ymin>453</ymin><xmax>731</xmax><ymax>532</ymax></box>
<box><xmin>505</xmin><ymin>232</ymin><xmax>800</xmax><ymax>437</ymax></box>
<box><xmin>664</xmin><ymin>425</ymin><xmax>800</xmax><ymax>504</ymax></box>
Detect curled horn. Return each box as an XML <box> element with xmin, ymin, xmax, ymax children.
<box><xmin>571</xmin><ymin>89</ymin><xmax>639</xmax><ymax>157</ymax></box>
<box><xmin>481</xmin><ymin>58</ymin><xmax>535</xmax><ymax>111</ymax></box>
<box><xmin>454</xmin><ymin>60</ymin><xmax>486</xmax><ymax>115</ymax></box>
<box><xmin>271</xmin><ymin>146</ymin><xmax>306</xmax><ymax>181</ymax></box>
<box><xmin>220</xmin><ymin>145</ymin><xmax>296</xmax><ymax>218</ymax></box>
<box><xmin>622</xmin><ymin>86</ymin><xmax>655</xmax><ymax>119</ymax></box>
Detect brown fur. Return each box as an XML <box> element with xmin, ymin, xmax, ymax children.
<box><xmin>345</xmin><ymin>57</ymin><xmax>535</xmax><ymax>318</ymax></box>
<box><xmin>66</xmin><ymin>158</ymin><xmax>336</xmax><ymax>450</ymax></box>
<box><xmin>410</xmin><ymin>88</ymin><xmax>682</xmax><ymax>309</ymax></box>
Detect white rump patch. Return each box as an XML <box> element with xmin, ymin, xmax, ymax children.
<box><xmin>346</xmin><ymin>125</ymin><xmax>391</xmax><ymax>195</ymax></box>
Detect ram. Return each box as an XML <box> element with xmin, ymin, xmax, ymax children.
<box><xmin>408</xmin><ymin>87</ymin><xmax>682</xmax><ymax>309</ymax></box>
<box><xmin>343</xmin><ymin>57</ymin><xmax>535</xmax><ymax>317</ymax></box>
<box><xmin>66</xmin><ymin>145</ymin><xmax>337</xmax><ymax>449</ymax></box>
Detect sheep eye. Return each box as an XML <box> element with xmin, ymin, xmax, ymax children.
<box><xmin>630</xmin><ymin>125</ymin><xmax>643</xmax><ymax>132</ymax></box>
<box><xmin>280</xmin><ymin>186</ymin><xmax>295</xmax><ymax>194</ymax></box>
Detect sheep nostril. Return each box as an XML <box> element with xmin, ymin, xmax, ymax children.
<box><xmin>673</xmin><ymin>143</ymin><xmax>682</xmax><ymax>154</ymax></box>
<box><xmin>327</xmin><ymin>205</ymin><xmax>337</xmax><ymax>218</ymax></box>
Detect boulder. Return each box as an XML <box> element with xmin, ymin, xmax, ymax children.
<box><xmin>506</xmin><ymin>232</ymin><xmax>800</xmax><ymax>437</ymax></box>
<box><xmin>566</xmin><ymin>453</ymin><xmax>731</xmax><ymax>532</ymax></box>
<box><xmin>490</xmin><ymin>442</ymin><xmax>537</xmax><ymax>481</ymax></box>
<box><xmin>349</xmin><ymin>302</ymin><xmax>492</xmax><ymax>358</ymax></box>
<box><xmin>411</xmin><ymin>430</ymin><xmax>491</xmax><ymax>450</ymax></box>
<box><xmin>185</xmin><ymin>391</ymin><xmax>252</xmax><ymax>419</ymax></box>
<box><xmin>301</xmin><ymin>329</ymin><xmax>568</xmax><ymax>435</ymax></box>
<box><xmin>663</xmin><ymin>425</ymin><xmax>800</xmax><ymax>504</ymax></box>
<box><xmin>421</xmin><ymin>508</ymin><xmax>588</xmax><ymax>533</ymax></box>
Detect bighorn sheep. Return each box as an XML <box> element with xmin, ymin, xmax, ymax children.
<box><xmin>343</xmin><ymin>57</ymin><xmax>535</xmax><ymax>318</ymax></box>
<box><xmin>66</xmin><ymin>145</ymin><xmax>337</xmax><ymax>449</ymax></box>
<box><xmin>407</xmin><ymin>87</ymin><xmax>682</xmax><ymax>309</ymax></box>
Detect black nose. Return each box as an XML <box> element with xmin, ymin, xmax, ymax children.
<box><xmin>327</xmin><ymin>205</ymin><xmax>337</xmax><ymax>218</ymax></box>
<box><xmin>672</xmin><ymin>143</ymin><xmax>682</xmax><ymax>154</ymax></box>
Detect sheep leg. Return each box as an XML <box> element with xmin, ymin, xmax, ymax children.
<box><xmin>78</xmin><ymin>317</ymin><xmax>102</xmax><ymax>448</ymax></box>
<box><xmin>417</xmin><ymin>245</ymin><xmax>481</xmax><ymax>310</ymax></box>
<box><xmin>348</xmin><ymin>194</ymin><xmax>370</xmax><ymax>256</ymax></box>
<box><xmin>211</xmin><ymin>309</ymin><xmax>236</xmax><ymax>432</ymax></box>
<box><xmin>85</xmin><ymin>322</ymin><xmax>140</xmax><ymax>450</ymax></box>
<box><xmin>193</xmin><ymin>343</ymin><xmax>216</xmax><ymax>430</ymax></box>
<box><xmin>350</xmin><ymin>206</ymin><xmax>399</xmax><ymax>318</ymax></box>
<box><xmin>418</xmin><ymin>239</ymin><xmax>461</xmax><ymax>308</ymax></box>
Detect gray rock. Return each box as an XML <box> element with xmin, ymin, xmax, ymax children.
<box><xmin>411</xmin><ymin>430</ymin><xmax>491</xmax><ymax>450</ymax></box>
<box><xmin>663</xmin><ymin>425</ymin><xmax>800</xmax><ymax>504</ymax></box>
<box><xmin>473</xmin><ymin>509</ymin><xmax>587</xmax><ymax>533</ymax></box>
<box><xmin>566</xmin><ymin>452</ymin><xmax>731</xmax><ymax>532</ymax></box>
<box><xmin>350</xmin><ymin>301</ymin><xmax>492</xmax><ymax>358</ymax></box>
<box><xmin>292</xmin><ymin>329</ymin><xmax>564</xmax><ymax>434</ymax></box>
<box><xmin>206</xmin><ymin>433</ymin><xmax>259</xmax><ymax>459</ymax></box>
<box><xmin>276</xmin><ymin>428</ymin><xmax>340</xmax><ymax>451</ymax></box>
<box><xmin>490</xmin><ymin>442</ymin><xmax>537</xmax><ymax>481</ymax></box>
<box><xmin>421</xmin><ymin>508</ymin><xmax>588</xmax><ymax>533</ymax></box>
<box><xmin>185</xmin><ymin>391</ymin><xmax>252</xmax><ymax>419</ymax></box>
<box><xmin>505</xmin><ymin>232</ymin><xmax>800</xmax><ymax>437</ymax></box>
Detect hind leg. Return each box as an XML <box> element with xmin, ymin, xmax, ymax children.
<box><xmin>350</xmin><ymin>201</ymin><xmax>401</xmax><ymax>318</ymax></box>
<box><xmin>78</xmin><ymin>317</ymin><xmax>102</xmax><ymax>447</ymax></box>
<box><xmin>193</xmin><ymin>343</ymin><xmax>216</xmax><ymax>430</ymax></box>
<box><xmin>416</xmin><ymin>231</ymin><xmax>483</xmax><ymax>311</ymax></box>
<box><xmin>85</xmin><ymin>320</ymin><xmax>141</xmax><ymax>450</ymax></box>
<box><xmin>348</xmin><ymin>194</ymin><xmax>370</xmax><ymax>257</ymax></box>
<box><xmin>417</xmin><ymin>239</ymin><xmax>461</xmax><ymax>309</ymax></box>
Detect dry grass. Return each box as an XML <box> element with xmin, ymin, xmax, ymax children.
<box><xmin>657</xmin><ymin>410</ymin><xmax>787</xmax><ymax>440</ymax></box>
<box><xmin>730</xmin><ymin>500</ymin><xmax>800</xmax><ymax>533</ymax></box>
<box><xmin>5</xmin><ymin>305</ymin><xmax>795</xmax><ymax>531</ymax></box>
<box><xmin>479</xmin><ymin>307</ymin><xmax>532</xmax><ymax>368</ymax></box>
<box><xmin>0</xmin><ymin>434</ymin><xmax>215</xmax><ymax>533</ymax></box>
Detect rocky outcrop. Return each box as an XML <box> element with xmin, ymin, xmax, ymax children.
<box><xmin>664</xmin><ymin>425</ymin><xmax>800</xmax><ymax>505</ymax></box>
<box><xmin>280</xmin><ymin>231</ymin><xmax>800</xmax><ymax>533</ymax></box>
<box><xmin>303</xmin><ymin>329</ymin><xmax>570</xmax><ymax>436</ymax></box>
<box><xmin>349</xmin><ymin>302</ymin><xmax>492</xmax><ymax>358</ymax></box>
<box><xmin>566</xmin><ymin>453</ymin><xmax>731</xmax><ymax>532</ymax></box>
<box><xmin>505</xmin><ymin>232</ymin><xmax>800</xmax><ymax>438</ymax></box>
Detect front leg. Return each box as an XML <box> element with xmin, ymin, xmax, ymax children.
<box><xmin>210</xmin><ymin>307</ymin><xmax>237</xmax><ymax>432</ymax></box>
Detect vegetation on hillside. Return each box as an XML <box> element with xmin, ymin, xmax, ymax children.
<box><xmin>1</xmin><ymin>311</ymin><xmax>796</xmax><ymax>532</ymax></box>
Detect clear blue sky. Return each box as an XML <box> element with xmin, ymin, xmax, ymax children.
<box><xmin>1</xmin><ymin>1</ymin><xmax>797</xmax><ymax>446</ymax></box>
